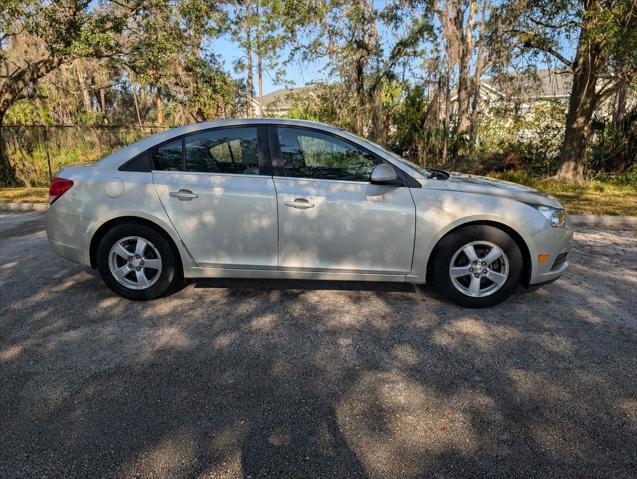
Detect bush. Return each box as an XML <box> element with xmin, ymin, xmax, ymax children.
<box><xmin>474</xmin><ymin>100</ymin><xmax>566</xmax><ymax>174</ymax></box>
<box><xmin>589</xmin><ymin>107</ymin><xmax>637</xmax><ymax>173</ymax></box>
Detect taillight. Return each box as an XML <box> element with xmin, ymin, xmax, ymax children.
<box><xmin>49</xmin><ymin>177</ymin><xmax>74</xmax><ymax>204</ymax></box>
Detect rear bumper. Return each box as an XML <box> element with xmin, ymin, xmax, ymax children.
<box><xmin>45</xmin><ymin>206</ymin><xmax>93</xmax><ymax>267</ymax></box>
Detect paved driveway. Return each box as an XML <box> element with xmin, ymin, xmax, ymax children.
<box><xmin>1</xmin><ymin>211</ymin><xmax>636</xmax><ymax>478</ymax></box>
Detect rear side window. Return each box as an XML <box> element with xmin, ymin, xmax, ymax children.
<box><xmin>184</xmin><ymin>127</ymin><xmax>260</xmax><ymax>175</ymax></box>
<box><xmin>151</xmin><ymin>139</ymin><xmax>183</xmax><ymax>171</ymax></box>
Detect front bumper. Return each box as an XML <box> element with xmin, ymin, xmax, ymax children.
<box><xmin>528</xmin><ymin>221</ymin><xmax>573</xmax><ymax>285</ymax></box>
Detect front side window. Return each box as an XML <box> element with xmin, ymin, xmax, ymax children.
<box><xmin>277</xmin><ymin>127</ymin><xmax>380</xmax><ymax>181</ymax></box>
<box><xmin>185</xmin><ymin>127</ymin><xmax>260</xmax><ymax>175</ymax></box>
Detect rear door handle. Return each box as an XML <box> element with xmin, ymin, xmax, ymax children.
<box><xmin>169</xmin><ymin>189</ymin><xmax>199</xmax><ymax>201</ymax></box>
<box><xmin>285</xmin><ymin>198</ymin><xmax>314</xmax><ymax>209</ymax></box>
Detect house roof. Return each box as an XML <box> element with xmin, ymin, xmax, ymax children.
<box><xmin>261</xmin><ymin>86</ymin><xmax>312</xmax><ymax>109</ymax></box>
<box><xmin>266</xmin><ymin>69</ymin><xmax>573</xmax><ymax>109</ymax></box>
<box><xmin>482</xmin><ymin>68</ymin><xmax>572</xmax><ymax>100</ymax></box>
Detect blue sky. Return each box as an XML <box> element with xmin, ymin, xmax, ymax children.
<box><xmin>213</xmin><ymin>35</ymin><xmax>327</xmax><ymax>94</ymax></box>
<box><xmin>210</xmin><ymin>0</ymin><xmax>402</xmax><ymax>95</ymax></box>
<box><xmin>210</xmin><ymin>6</ymin><xmax>575</xmax><ymax>96</ymax></box>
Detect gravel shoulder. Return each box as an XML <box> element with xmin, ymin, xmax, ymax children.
<box><xmin>0</xmin><ymin>212</ymin><xmax>636</xmax><ymax>478</ymax></box>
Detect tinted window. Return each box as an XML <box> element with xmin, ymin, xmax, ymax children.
<box><xmin>277</xmin><ymin>127</ymin><xmax>380</xmax><ymax>181</ymax></box>
<box><xmin>151</xmin><ymin>139</ymin><xmax>183</xmax><ymax>171</ymax></box>
<box><xmin>185</xmin><ymin>127</ymin><xmax>260</xmax><ymax>175</ymax></box>
<box><xmin>120</xmin><ymin>152</ymin><xmax>151</xmax><ymax>172</ymax></box>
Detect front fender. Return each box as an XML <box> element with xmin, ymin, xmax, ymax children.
<box><xmin>408</xmin><ymin>188</ymin><xmax>548</xmax><ymax>283</ymax></box>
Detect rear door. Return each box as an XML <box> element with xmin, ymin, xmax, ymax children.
<box><xmin>270</xmin><ymin>126</ymin><xmax>416</xmax><ymax>274</ymax></box>
<box><xmin>152</xmin><ymin>126</ymin><xmax>278</xmax><ymax>269</ymax></box>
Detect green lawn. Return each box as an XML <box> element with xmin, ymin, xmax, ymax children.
<box><xmin>487</xmin><ymin>171</ymin><xmax>637</xmax><ymax>216</ymax></box>
<box><xmin>0</xmin><ymin>187</ymin><xmax>48</xmax><ymax>203</ymax></box>
<box><xmin>1</xmin><ymin>172</ymin><xmax>636</xmax><ymax>215</ymax></box>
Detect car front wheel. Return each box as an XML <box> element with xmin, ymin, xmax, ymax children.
<box><xmin>97</xmin><ymin>223</ymin><xmax>180</xmax><ymax>300</ymax></box>
<box><xmin>432</xmin><ymin>225</ymin><xmax>523</xmax><ymax>308</ymax></box>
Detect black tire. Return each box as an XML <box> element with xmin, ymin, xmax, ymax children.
<box><xmin>96</xmin><ymin>223</ymin><xmax>181</xmax><ymax>300</ymax></box>
<box><xmin>431</xmin><ymin>225</ymin><xmax>523</xmax><ymax>308</ymax></box>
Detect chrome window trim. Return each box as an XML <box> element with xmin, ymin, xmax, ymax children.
<box><xmin>151</xmin><ymin>170</ymin><xmax>270</xmax><ymax>178</ymax></box>
<box><xmin>271</xmin><ymin>175</ymin><xmax>372</xmax><ymax>186</ymax></box>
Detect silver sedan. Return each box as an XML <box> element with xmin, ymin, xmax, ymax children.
<box><xmin>46</xmin><ymin>119</ymin><xmax>572</xmax><ymax>307</ymax></box>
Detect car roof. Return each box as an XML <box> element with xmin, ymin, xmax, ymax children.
<box><xmin>95</xmin><ymin>118</ymin><xmax>347</xmax><ymax>169</ymax></box>
<box><xmin>174</xmin><ymin>117</ymin><xmax>343</xmax><ymax>131</ymax></box>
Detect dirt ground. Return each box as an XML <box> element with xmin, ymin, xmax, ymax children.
<box><xmin>1</xmin><ymin>212</ymin><xmax>636</xmax><ymax>478</ymax></box>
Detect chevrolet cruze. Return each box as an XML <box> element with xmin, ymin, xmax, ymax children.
<box><xmin>46</xmin><ymin>119</ymin><xmax>572</xmax><ymax>307</ymax></box>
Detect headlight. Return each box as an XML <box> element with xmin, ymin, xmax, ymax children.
<box><xmin>535</xmin><ymin>205</ymin><xmax>566</xmax><ymax>227</ymax></box>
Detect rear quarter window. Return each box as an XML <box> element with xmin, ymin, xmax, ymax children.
<box><xmin>119</xmin><ymin>152</ymin><xmax>151</xmax><ymax>172</ymax></box>
<box><xmin>151</xmin><ymin>139</ymin><xmax>183</xmax><ymax>171</ymax></box>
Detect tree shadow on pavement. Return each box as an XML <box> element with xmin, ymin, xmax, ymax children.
<box><xmin>1</xmin><ymin>226</ymin><xmax>637</xmax><ymax>478</ymax></box>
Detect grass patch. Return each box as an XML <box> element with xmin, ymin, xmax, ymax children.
<box><xmin>487</xmin><ymin>171</ymin><xmax>637</xmax><ymax>216</ymax></box>
<box><xmin>0</xmin><ymin>188</ymin><xmax>48</xmax><ymax>203</ymax></box>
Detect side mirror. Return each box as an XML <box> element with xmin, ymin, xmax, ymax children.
<box><xmin>370</xmin><ymin>163</ymin><xmax>399</xmax><ymax>184</ymax></box>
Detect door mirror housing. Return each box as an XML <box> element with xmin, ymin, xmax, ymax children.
<box><xmin>370</xmin><ymin>163</ymin><xmax>399</xmax><ymax>184</ymax></box>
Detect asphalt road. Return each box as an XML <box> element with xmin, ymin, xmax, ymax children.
<box><xmin>1</xmin><ymin>211</ymin><xmax>636</xmax><ymax>478</ymax></box>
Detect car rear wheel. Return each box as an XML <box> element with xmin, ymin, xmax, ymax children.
<box><xmin>432</xmin><ymin>225</ymin><xmax>523</xmax><ymax>308</ymax></box>
<box><xmin>97</xmin><ymin>223</ymin><xmax>180</xmax><ymax>300</ymax></box>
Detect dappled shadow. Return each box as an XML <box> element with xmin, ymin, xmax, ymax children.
<box><xmin>1</xmin><ymin>221</ymin><xmax>637</xmax><ymax>477</ymax></box>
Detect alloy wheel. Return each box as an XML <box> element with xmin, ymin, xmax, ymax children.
<box><xmin>448</xmin><ymin>241</ymin><xmax>509</xmax><ymax>298</ymax></box>
<box><xmin>108</xmin><ymin>236</ymin><xmax>163</xmax><ymax>290</ymax></box>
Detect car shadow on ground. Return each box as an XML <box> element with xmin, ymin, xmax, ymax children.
<box><xmin>1</xmin><ymin>225</ymin><xmax>636</xmax><ymax>477</ymax></box>
<box><xmin>192</xmin><ymin>277</ymin><xmax>418</xmax><ymax>293</ymax></box>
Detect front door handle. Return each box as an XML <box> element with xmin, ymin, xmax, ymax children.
<box><xmin>169</xmin><ymin>189</ymin><xmax>199</xmax><ymax>201</ymax></box>
<box><xmin>285</xmin><ymin>198</ymin><xmax>315</xmax><ymax>209</ymax></box>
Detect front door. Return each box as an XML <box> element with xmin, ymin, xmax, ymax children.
<box><xmin>152</xmin><ymin>126</ymin><xmax>278</xmax><ymax>269</ymax></box>
<box><xmin>271</xmin><ymin>126</ymin><xmax>416</xmax><ymax>274</ymax></box>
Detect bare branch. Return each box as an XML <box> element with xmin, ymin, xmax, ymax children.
<box><xmin>506</xmin><ymin>29</ymin><xmax>573</xmax><ymax>69</ymax></box>
<box><xmin>0</xmin><ymin>56</ymin><xmax>65</xmax><ymax>114</ymax></box>
<box><xmin>528</xmin><ymin>16</ymin><xmax>578</xmax><ymax>30</ymax></box>
<box><xmin>597</xmin><ymin>79</ymin><xmax>625</xmax><ymax>102</ymax></box>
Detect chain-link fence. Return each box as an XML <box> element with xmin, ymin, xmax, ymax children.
<box><xmin>1</xmin><ymin>125</ymin><xmax>167</xmax><ymax>187</ymax></box>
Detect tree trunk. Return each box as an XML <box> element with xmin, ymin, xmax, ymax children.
<box><xmin>613</xmin><ymin>80</ymin><xmax>627</xmax><ymax>126</ymax></box>
<box><xmin>256</xmin><ymin>0</ymin><xmax>263</xmax><ymax>117</ymax></box>
<box><xmin>454</xmin><ymin>0</ymin><xmax>474</xmax><ymax>137</ymax></box>
<box><xmin>99</xmin><ymin>88</ymin><xmax>106</xmax><ymax>114</ymax></box>
<box><xmin>556</xmin><ymin>24</ymin><xmax>602</xmax><ymax>183</ymax></box>
<box><xmin>75</xmin><ymin>60</ymin><xmax>93</xmax><ymax>113</ymax></box>
<box><xmin>456</xmin><ymin>55</ymin><xmax>471</xmax><ymax>137</ymax></box>
<box><xmin>257</xmin><ymin>53</ymin><xmax>263</xmax><ymax>117</ymax></box>
<box><xmin>469</xmin><ymin>0</ymin><xmax>488</xmax><ymax>150</ymax></box>
<box><xmin>156</xmin><ymin>89</ymin><xmax>164</xmax><ymax>126</ymax></box>
<box><xmin>246</xmin><ymin>20</ymin><xmax>254</xmax><ymax>117</ymax></box>
<box><xmin>0</xmin><ymin>114</ymin><xmax>17</xmax><ymax>186</ymax></box>
<box><xmin>355</xmin><ymin>57</ymin><xmax>366</xmax><ymax>136</ymax></box>
<box><xmin>190</xmin><ymin>108</ymin><xmax>206</xmax><ymax>122</ymax></box>
<box><xmin>468</xmin><ymin>73</ymin><xmax>483</xmax><ymax>149</ymax></box>
<box><xmin>557</xmin><ymin>96</ymin><xmax>596</xmax><ymax>183</ymax></box>
<box><xmin>369</xmin><ymin>88</ymin><xmax>384</xmax><ymax>143</ymax></box>
<box><xmin>132</xmin><ymin>88</ymin><xmax>143</xmax><ymax>126</ymax></box>
<box><xmin>0</xmin><ymin>56</ymin><xmax>64</xmax><ymax>185</ymax></box>
<box><xmin>442</xmin><ymin>63</ymin><xmax>451</xmax><ymax>166</ymax></box>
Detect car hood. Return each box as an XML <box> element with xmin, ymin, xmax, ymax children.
<box><xmin>436</xmin><ymin>173</ymin><xmax>563</xmax><ymax>209</ymax></box>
